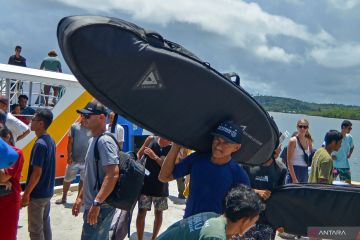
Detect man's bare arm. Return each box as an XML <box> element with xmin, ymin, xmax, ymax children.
<box><xmin>17</xmin><ymin>129</ymin><xmax>30</xmax><ymax>142</ymax></box>
<box><xmin>137</xmin><ymin>136</ymin><xmax>154</xmax><ymax>160</ymax></box>
<box><xmin>158</xmin><ymin>143</ymin><xmax>181</xmax><ymax>183</ymax></box>
<box><xmin>94</xmin><ymin>164</ymin><xmax>119</xmax><ymax>203</ymax></box>
<box><xmin>67</xmin><ymin>136</ymin><xmax>74</xmax><ymax>164</ymax></box>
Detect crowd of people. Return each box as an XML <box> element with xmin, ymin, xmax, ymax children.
<box><xmin>0</xmin><ymin>48</ymin><xmax>356</xmax><ymax>240</ymax></box>
<box><xmin>0</xmin><ymin>97</ymin><xmax>356</xmax><ymax>240</ymax></box>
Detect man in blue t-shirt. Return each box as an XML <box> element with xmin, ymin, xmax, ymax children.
<box><xmin>21</xmin><ymin>109</ymin><xmax>56</xmax><ymax>240</ymax></box>
<box><xmin>159</xmin><ymin>121</ymin><xmax>250</xmax><ymax>218</ymax></box>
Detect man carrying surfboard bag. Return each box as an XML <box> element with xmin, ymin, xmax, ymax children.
<box><xmin>159</xmin><ymin>121</ymin><xmax>250</xmax><ymax>218</ymax></box>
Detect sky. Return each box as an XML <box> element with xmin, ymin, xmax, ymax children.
<box><xmin>1</xmin><ymin>0</ymin><xmax>359</xmax><ymax>105</ymax></box>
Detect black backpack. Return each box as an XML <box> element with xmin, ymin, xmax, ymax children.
<box><xmin>94</xmin><ymin>132</ymin><xmax>145</xmax><ymax>210</ymax></box>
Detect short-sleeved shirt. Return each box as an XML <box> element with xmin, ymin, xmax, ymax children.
<box><xmin>5</xmin><ymin>112</ymin><xmax>29</xmax><ymax>142</ymax></box>
<box><xmin>106</xmin><ymin>123</ymin><xmax>124</xmax><ymax>143</ymax></box>
<box><xmin>244</xmin><ymin>159</ymin><xmax>287</xmax><ymax>191</ymax></box>
<box><xmin>333</xmin><ymin>134</ymin><xmax>354</xmax><ymax>169</ymax></box>
<box><xmin>68</xmin><ymin>123</ymin><xmax>91</xmax><ymax>163</ymax></box>
<box><xmin>26</xmin><ymin>134</ymin><xmax>56</xmax><ymax>198</ymax></box>
<box><xmin>83</xmin><ymin>134</ymin><xmax>119</xmax><ymax>209</ymax></box>
<box><xmin>173</xmin><ymin>152</ymin><xmax>250</xmax><ymax>218</ymax></box>
<box><xmin>8</xmin><ymin>55</ymin><xmax>26</xmax><ymax>67</ymax></box>
<box><xmin>309</xmin><ymin>148</ymin><xmax>333</xmax><ymax>184</ymax></box>
<box><xmin>40</xmin><ymin>56</ymin><xmax>62</xmax><ymax>72</ymax></box>
<box><xmin>157</xmin><ymin>212</ymin><xmax>224</xmax><ymax>240</ymax></box>
<box><xmin>21</xmin><ymin>106</ymin><xmax>36</xmax><ymax>116</ymax></box>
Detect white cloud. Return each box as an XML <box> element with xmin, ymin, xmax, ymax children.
<box><xmin>255</xmin><ymin>45</ymin><xmax>298</xmax><ymax>63</ymax></box>
<box><xmin>329</xmin><ymin>0</ymin><xmax>360</xmax><ymax>9</ymax></box>
<box><xmin>57</xmin><ymin>0</ymin><xmax>333</xmax><ymax>64</ymax></box>
<box><xmin>310</xmin><ymin>43</ymin><xmax>360</xmax><ymax>68</ymax></box>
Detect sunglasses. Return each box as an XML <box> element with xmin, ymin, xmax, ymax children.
<box><xmin>297</xmin><ymin>125</ymin><xmax>308</xmax><ymax>129</ymax></box>
<box><xmin>81</xmin><ymin>113</ymin><xmax>101</xmax><ymax>119</ymax></box>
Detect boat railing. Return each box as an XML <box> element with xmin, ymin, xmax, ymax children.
<box><xmin>0</xmin><ymin>77</ymin><xmax>65</xmax><ymax>112</ymax></box>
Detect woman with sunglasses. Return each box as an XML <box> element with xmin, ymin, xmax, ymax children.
<box><xmin>286</xmin><ymin>119</ymin><xmax>313</xmax><ymax>183</ymax></box>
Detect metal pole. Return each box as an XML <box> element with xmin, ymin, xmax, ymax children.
<box><xmin>29</xmin><ymin>81</ymin><xmax>33</xmax><ymax>106</ymax></box>
<box><xmin>5</xmin><ymin>79</ymin><xmax>10</xmax><ymax>112</ymax></box>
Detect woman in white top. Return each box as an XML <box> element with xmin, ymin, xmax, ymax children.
<box><xmin>286</xmin><ymin>119</ymin><xmax>313</xmax><ymax>183</ymax></box>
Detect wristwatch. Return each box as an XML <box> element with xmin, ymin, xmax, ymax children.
<box><xmin>92</xmin><ymin>199</ymin><xmax>102</xmax><ymax>207</ymax></box>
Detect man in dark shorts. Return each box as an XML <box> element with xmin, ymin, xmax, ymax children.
<box><xmin>136</xmin><ymin>135</ymin><xmax>172</xmax><ymax>240</ymax></box>
<box><xmin>159</xmin><ymin>121</ymin><xmax>250</xmax><ymax>218</ymax></box>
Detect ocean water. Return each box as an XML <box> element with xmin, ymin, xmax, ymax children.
<box><xmin>270</xmin><ymin>112</ymin><xmax>360</xmax><ymax>181</ymax></box>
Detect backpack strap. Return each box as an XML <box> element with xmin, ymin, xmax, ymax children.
<box><xmin>94</xmin><ymin>132</ymin><xmax>120</xmax><ymax>191</ymax></box>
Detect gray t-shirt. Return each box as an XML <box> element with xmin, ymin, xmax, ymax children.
<box><xmin>69</xmin><ymin>123</ymin><xmax>91</xmax><ymax>163</ymax></box>
<box><xmin>83</xmin><ymin>134</ymin><xmax>119</xmax><ymax>209</ymax></box>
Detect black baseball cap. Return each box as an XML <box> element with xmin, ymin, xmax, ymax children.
<box><xmin>77</xmin><ymin>102</ymin><xmax>107</xmax><ymax>116</ymax></box>
<box><xmin>212</xmin><ymin>121</ymin><xmax>243</xmax><ymax>144</ymax></box>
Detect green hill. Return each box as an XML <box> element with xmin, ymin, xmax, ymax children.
<box><xmin>254</xmin><ymin>96</ymin><xmax>360</xmax><ymax>120</ymax></box>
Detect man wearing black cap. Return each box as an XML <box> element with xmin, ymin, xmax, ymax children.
<box><xmin>159</xmin><ymin>121</ymin><xmax>250</xmax><ymax>218</ymax></box>
<box><xmin>72</xmin><ymin>101</ymin><xmax>120</xmax><ymax>240</ymax></box>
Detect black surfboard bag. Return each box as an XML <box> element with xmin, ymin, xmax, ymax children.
<box><xmin>264</xmin><ymin>184</ymin><xmax>360</xmax><ymax>236</ymax></box>
<box><xmin>57</xmin><ymin>15</ymin><xmax>280</xmax><ymax>165</ymax></box>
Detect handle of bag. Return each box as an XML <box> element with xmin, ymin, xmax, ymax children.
<box><xmin>223</xmin><ymin>72</ymin><xmax>240</xmax><ymax>86</ymax></box>
<box><xmin>144</xmin><ymin>30</ymin><xmax>164</xmax><ymax>42</ymax></box>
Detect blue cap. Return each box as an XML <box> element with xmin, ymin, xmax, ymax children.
<box><xmin>0</xmin><ymin>138</ymin><xmax>18</xmax><ymax>168</ymax></box>
<box><xmin>212</xmin><ymin>121</ymin><xmax>243</xmax><ymax>144</ymax></box>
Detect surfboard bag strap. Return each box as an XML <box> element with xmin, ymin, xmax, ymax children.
<box><xmin>264</xmin><ymin>184</ymin><xmax>360</xmax><ymax>236</ymax></box>
<box><xmin>94</xmin><ymin>133</ymin><xmax>145</xmax><ymax>210</ymax></box>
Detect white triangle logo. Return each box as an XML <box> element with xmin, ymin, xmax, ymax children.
<box><xmin>141</xmin><ymin>72</ymin><xmax>158</xmax><ymax>86</ymax></box>
<box><xmin>134</xmin><ymin>63</ymin><xmax>164</xmax><ymax>90</ymax></box>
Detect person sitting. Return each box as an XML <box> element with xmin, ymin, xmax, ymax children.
<box><xmin>18</xmin><ymin>95</ymin><xmax>35</xmax><ymax>122</ymax></box>
<box><xmin>0</xmin><ymin>96</ymin><xmax>30</xmax><ymax>143</ymax></box>
<box><xmin>11</xmin><ymin>104</ymin><xmax>29</xmax><ymax>125</ymax></box>
<box><xmin>157</xmin><ymin>184</ymin><xmax>265</xmax><ymax>240</ymax></box>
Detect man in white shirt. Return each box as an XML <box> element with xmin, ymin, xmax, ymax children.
<box><xmin>0</xmin><ymin>96</ymin><xmax>30</xmax><ymax>143</ymax></box>
<box><xmin>106</xmin><ymin>111</ymin><xmax>124</xmax><ymax>150</ymax></box>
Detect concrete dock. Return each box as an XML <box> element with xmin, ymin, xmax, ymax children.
<box><xmin>17</xmin><ymin>181</ymin><xmax>304</xmax><ymax>240</ymax></box>
<box><xmin>18</xmin><ymin>181</ymin><xmax>187</xmax><ymax>240</ymax></box>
